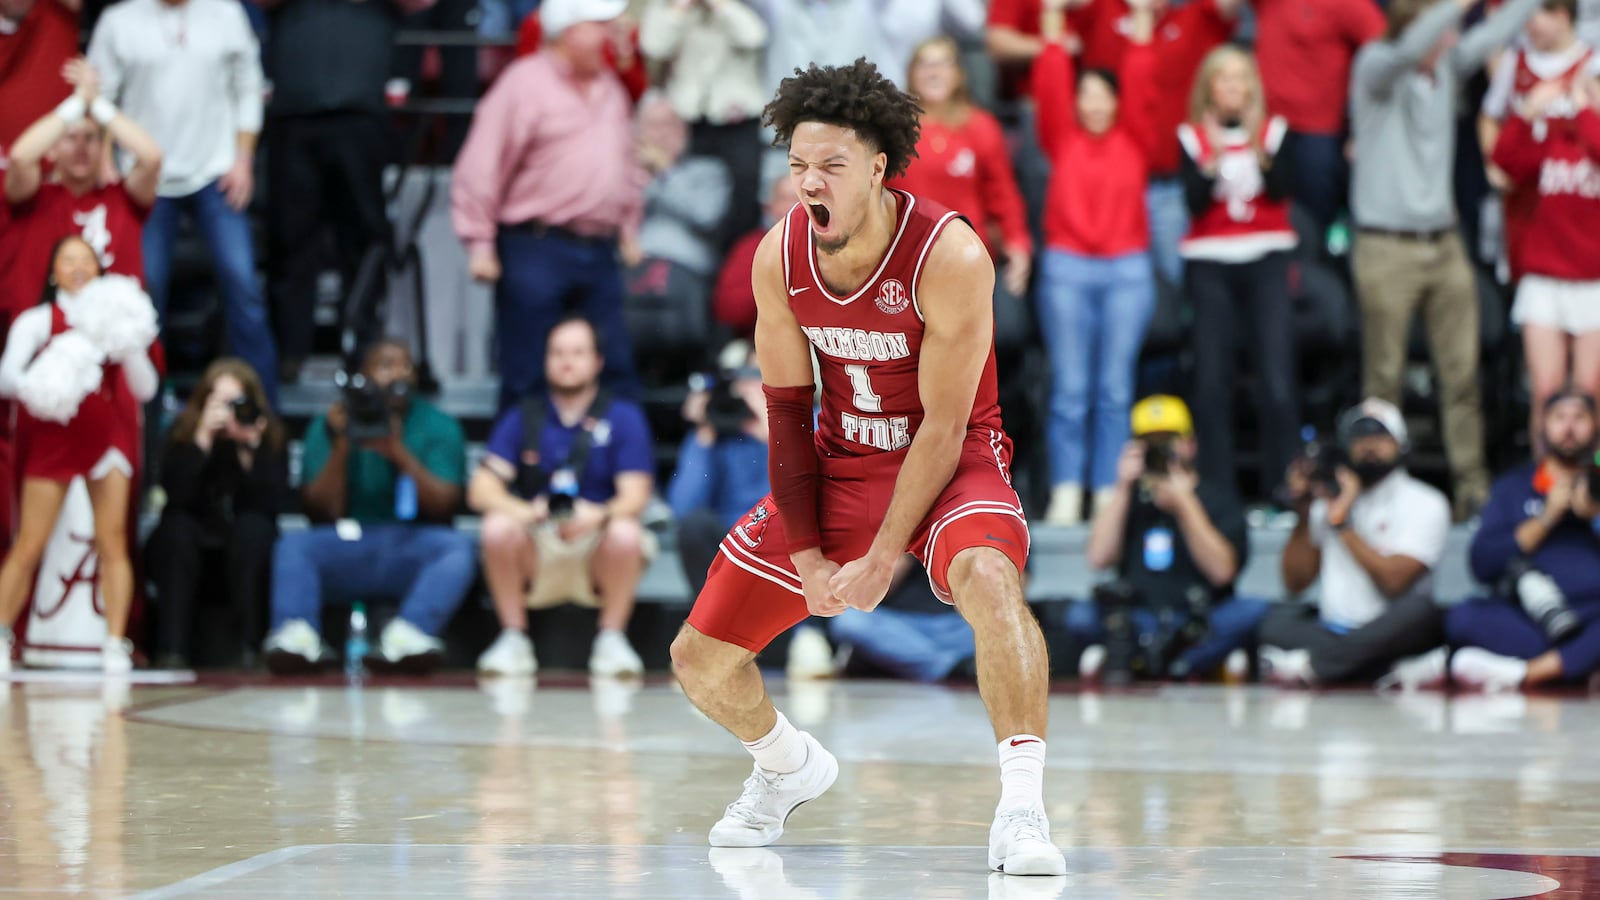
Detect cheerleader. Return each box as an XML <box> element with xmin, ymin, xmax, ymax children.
<box><xmin>0</xmin><ymin>235</ymin><xmax>160</xmax><ymax>674</ymax></box>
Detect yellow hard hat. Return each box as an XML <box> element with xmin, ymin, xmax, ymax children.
<box><xmin>1131</xmin><ymin>395</ymin><xmax>1193</xmax><ymax>437</ymax></box>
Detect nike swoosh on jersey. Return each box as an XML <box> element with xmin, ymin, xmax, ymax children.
<box><xmin>788</xmin><ymin>285</ymin><xmax>810</xmax><ymax>296</ymax></box>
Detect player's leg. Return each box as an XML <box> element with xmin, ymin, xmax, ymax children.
<box><xmin>671</xmin><ymin>500</ymin><xmax>838</xmax><ymax>848</ymax></box>
<box><xmin>919</xmin><ymin>455</ymin><xmax>1065</xmax><ymax>876</ymax></box>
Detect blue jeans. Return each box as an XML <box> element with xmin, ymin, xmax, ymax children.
<box><xmin>828</xmin><ymin>606</ymin><xmax>975</xmax><ymax>683</ymax></box>
<box><xmin>143</xmin><ymin>181</ymin><xmax>280</xmax><ymax>406</ymax></box>
<box><xmin>495</xmin><ymin>227</ymin><xmax>639</xmax><ymax>410</ymax></box>
<box><xmin>1145</xmin><ymin>178</ymin><xmax>1189</xmax><ymax>288</ymax></box>
<box><xmin>1064</xmin><ymin>595</ymin><xmax>1270</xmax><ymax>676</ymax></box>
<box><xmin>270</xmin><ymin>524</ymin><xmax>477</xmax><ymax>636</ymax></box>
<box><xmin>1036</xmin><ymin>249</ymin><xmax>1155</xmax><ymax>490</ymax></box>
<box><xmin>1283</xmin><ymin>131</ymin><xmax>1347</xmax><ymax>235</ymax></box>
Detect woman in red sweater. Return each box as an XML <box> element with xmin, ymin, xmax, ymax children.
<box><xmin>1177</xmin><ymin>45</ymin><xmax>1299</xmax><ymax>500</ymax></box>
<box><xmin>892</xmin><ymin>36</ymin><xmax>1033</xmax><ymax>299</ymax></box>
<box><xmin>1493</xmin><ymin>75</ymin><xmax>1600</xmax><ymax>439</ymax></box>
<box><xmin>1032</xmin><ymin>0</ymin><xmax>1160</xmax><ymax>525</ymax></box>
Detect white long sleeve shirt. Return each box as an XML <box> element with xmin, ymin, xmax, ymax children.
<box><xmin>640</xmin><ymin>0</ymin><xmax>769</xmax><ymax>125</ymax></box>
<box><xmin>88</xmin><ymin>0</ymin><xmax>263</xmax><ymax>198</ymax></box>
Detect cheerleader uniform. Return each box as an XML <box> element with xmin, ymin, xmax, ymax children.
<box><xmin>0</xmin><ymin>295</ymin><xmax>158</xmax><ymax>483</ymax></box>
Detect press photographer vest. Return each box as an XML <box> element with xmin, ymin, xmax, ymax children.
<box><xmin>513</xmin><ymin>388</ymin><xmax>613</xmax><ymax>500</ymax></box>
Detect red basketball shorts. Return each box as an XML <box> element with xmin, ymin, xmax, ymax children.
<box><xmin>686</xmin><ymin>429</ymin><xmax>1029</xmax><ymax>653</ymax></box>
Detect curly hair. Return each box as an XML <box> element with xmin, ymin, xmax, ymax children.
<box><xmin>762</xmin><ymin>57</ymin><xmax>923</xmax><ymax>179</ymax></box>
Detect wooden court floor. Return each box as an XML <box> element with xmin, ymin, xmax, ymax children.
<box><xmin>2</xmin><ymin>675</ymin><xmax>1598</xmax><ymax>898</ymax></box>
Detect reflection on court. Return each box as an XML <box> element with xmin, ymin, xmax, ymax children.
<box><xmin>3</xmin><ymin>679</ymin><xmax>1599</xmax><ymax>897</ymax></box>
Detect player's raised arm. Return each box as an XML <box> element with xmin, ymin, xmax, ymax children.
<box><xmin>829</xmin><ymin>219</ymin><xmax>994</xmax><ymax>610</ymax></box>
<box><xmin>752</xmin><ymin>223</ymin><xmax>846</xmax><ymax>616</ymax></box>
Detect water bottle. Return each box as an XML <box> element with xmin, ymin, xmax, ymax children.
<box><xmin>345</xmin><ymin>601</ymin><xmax>370</xmax><ymax>678</ymax></box>
<box><xmin>394</xmin><ymin>474</ymin><xmax>418</xmax><ymax>522</ymax></box>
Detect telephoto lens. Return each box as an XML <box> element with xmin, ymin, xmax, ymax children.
<box><xmin>1517</xmin><ymin>568</ymin><xmax>1580</xmax><ymax>643</ymax></box>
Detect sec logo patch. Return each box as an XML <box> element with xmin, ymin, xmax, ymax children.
<box><xmin>876</xmin><ymin>279</ymin><xmax>910</xmax><ymax>315</ymax></box>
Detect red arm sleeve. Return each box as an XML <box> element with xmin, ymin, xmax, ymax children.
<box><xmin>1118</xmin><ymin>42</ymin><xmax>1163</xmax><ymax>164</ymax></box>
<box><xmin>1491</xmin><ymin>114</ymin><xmax>1545</xmax><ymax>184</ymax></box>
<box><xmin>973</xmin><ymin>112</ymin><xmax>1032</xmax><ymax>255</ymax></box>
<box><xmin>608</xmin><ymin>31</ymin><xmax>650</xmax><ymax>104</ymax></box>
<box><xmin>764</xmin><ymin>384</ymin><xmax>821</xmax><ymax>553</ymax></box>
<box><xmin>1032</xmin><ymin>42</ymin><xmax>1078</xmax><ymax>161</ymax></box>
<box><xmin>515</xmin><ymin>13</ymin><xmax>541</xmax><ymax>57</ymax></box>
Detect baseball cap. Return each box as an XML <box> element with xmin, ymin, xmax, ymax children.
<box><xmin>1337</xmin><ymin>397</ymin><xmax>1409</xmax><ymax>450</ymax></box>
<box><xmin>541</xmin><ymin>0</ymin><xmax>627</xmax><ymax>38</ymax></box>
<box><xmin>1131</xmin><ymin>395</ymin><xmax>1193</xmax><ymax>438</ymax></box>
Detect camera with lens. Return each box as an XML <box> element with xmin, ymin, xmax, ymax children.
<box><xmin>335</xmin><ymin>371</ymin><xmax>410</xmax><ymax>443</ymax></box>
<box><xmin>229</xmin><ymin>394</ymin><xmax>262</xmax><ymax>426</ymax></box>
<box><xmin>1504</xmin><ymin>557</ymin><xmax>1580</xmax><ymax>643</ymax></box>
<box><xmin>689</xmin><ymin>366</ymin><xmax>760</xmax><ymax>440</ymax></box>
<box><xmin>1094</xmin><ymin>581</ymin><xmax>1212</xmax><ymax>683</ymax></box>
<box><xmin>546</xmin><ymin>468</ymin><xmax>580</xmax><ymax>521</ymax></box>
<box><xmin>1143</xmin><ymin>436</ymin><xmax>1177</xmax><ymax>477</ymax></box>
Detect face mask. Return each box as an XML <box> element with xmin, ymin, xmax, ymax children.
<box><xmin>1350</xmin><ymin>458</ymin><xmax>1399</xmax><ymax>487</ymax></box>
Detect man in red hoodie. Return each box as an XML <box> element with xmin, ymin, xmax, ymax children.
<box><xmin>1252</xmin><ymin>0</ymin><xmax>1387</xmax><ymax>233</ymax></box>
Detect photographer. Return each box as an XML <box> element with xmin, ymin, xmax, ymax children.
<box><xmin>148</xmin><ymin>359</ymin><xmax>286</xmax><ymax>669</ymax></box>
<box><xmin>1445</xmin><ymin>387</ymin><xmax>1600</xmax><ymax>690</ymax></box>
<box><xmin>471</xmin><ymin>316</ymin><xmax>655</xmax><ymax>677</ymax></box>
<box><xmin>1071</xmin><ymin>396</ymin><xmax>1263</xmax><ymax>681</ymax></box>
<box><xmin>1261</xmin><ymin>398</ymin><xmax>1450</xmax><ymax>686</ymax></box>
<box><xmin>666</xmin><ymin>339</ymin><xmax>768</xmax><ymax>596</ymax></box>
<box><xmin>262</xmin><ymin>340</ymin><xmax>474</xmax><ymax>675</ymax></box>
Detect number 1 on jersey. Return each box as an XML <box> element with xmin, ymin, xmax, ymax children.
<box><xmin>845</xmin><ymin>364</ymin><xmax>883</xmax><ymax>413</ymax></box>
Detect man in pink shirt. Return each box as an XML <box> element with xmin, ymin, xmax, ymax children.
<box><xmin>452</xmin><ymin>0</ymin><xmax>643</xmax><ymax>409</ymax></box>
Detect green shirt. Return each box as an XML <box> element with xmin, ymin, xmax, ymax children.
<box><xmin>301</xmin><ymin>397</ymin><xmax>466</xmax><ymax>523</ymax></box>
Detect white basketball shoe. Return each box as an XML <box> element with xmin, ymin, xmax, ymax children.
<box><xmin>709</xmin><ymin>732</ymin><xmax>838</xmax><ymax>848</ymax></box>
<box><xmin>989</xmin><ymin>807</ymin><xmax>1067</xmax><ymax>876</ymax></box>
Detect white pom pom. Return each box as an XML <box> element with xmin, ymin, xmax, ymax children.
<box><xmin>64</xmin><ymin>274</ymin><xmax>159</xmax><ymax>361</ymax></box>
<box><xmin>18</xmin><ymin>331</ymin><xmax>105</xmax><ymax>424</ymax></box>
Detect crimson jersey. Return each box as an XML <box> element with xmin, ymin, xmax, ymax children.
<box><xmin>780</xmin><ymin>189</ymin><xmax>1006</xmax><ymax>460</ymax></box>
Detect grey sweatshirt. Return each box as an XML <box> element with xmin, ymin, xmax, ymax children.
<box><xmin>639</xmin><ymin>157</ymin><xmax>732</xmax><ymax>276</ymax></box>
<box><xmin>1349</xmin><ymin>0</ymin><xmax>1541</xmax><ymax>231</ymax></box>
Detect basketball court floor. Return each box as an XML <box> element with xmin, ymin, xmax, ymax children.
<box><xmin>3</xmin><ymin>675</ymin><xmax>1598</xmax><ymax>898</ymax></box>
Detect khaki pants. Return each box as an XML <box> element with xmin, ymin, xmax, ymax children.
<box><xmin>1352</xmin><ymin>231</ymin><xmax>1489</xmax><ymax>506</ymax></box>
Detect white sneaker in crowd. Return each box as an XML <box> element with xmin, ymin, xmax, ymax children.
<box><xmin>374</xmin><ymin>618</ymin><xmax>444</xmax><ymax>674</ymax></box>
<box><xmin>1259</xmin><ymin>645</ymin><xmax>1316</xmax><ymax>687</ymax></box>
<box><xmin>477</xmin><ymin>629</ymin><xmax>536</xmax><ymax>676</ymax></box>
<box><xmin>1077</xmin><ymin>645</ymin><xmax>1106</xmax><ymax>682</ymax></box>
<box><xmin>102</xmin><ymin>637</ymin><xmax>133</xmax><ymax>675</ymax></box>
<box><xmin>263</xmin><ymin>619</ymin><xmax>331</xmax><ymax>675</ymax></box>
<box><xmin>1223</xmin><ymin>648</ymin><xmax>1250</xmax><ymax>684</ymax></box>
<box><xmin>1451</xmin><ymin>647</ymin><xmax>1528</xmax><ymax>693</ymax></box>
<box><xmin>0</xmin><ymin>625</ymin><xmax>13</xmax><ymax>675</ymax></box>
<box><xmin>988</xmin><ymin>806</ymin><xmax>1068</xmax><ymax>876</ymax></box>
<box><xmin>786</xmin><ymin>625</ymin><xmax>835</xmax><ymax>680</ymax></box>
<box><xmin>1043</xmin><ymin>485</ymin><xmax>1083</xmax><ymax>527</ymax></box>
<box><xmin>709</xmin><ymin>732</ymin><xmax>838</xmax><ymax>848</ymax></box>
<box><xmin>1376</xmin><ymin>647</ymin><xmax>1448</xmax><ymax>692</ymax></box>
<box><xmin>590</xmin><ymin>629</ymin><xmax>644</xmax><ymax>678</ymax></box>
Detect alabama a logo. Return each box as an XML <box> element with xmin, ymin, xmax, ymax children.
<box><xmin>875</xmin><ymin>279</ymin><xmax>910</xmax><ymax>315</ymax></box>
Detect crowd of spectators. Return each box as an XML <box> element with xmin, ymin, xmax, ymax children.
<box><xmin>2</xmin><ymin>0</ymin><xmax>1600</xmax><ymax>692</ymax></box>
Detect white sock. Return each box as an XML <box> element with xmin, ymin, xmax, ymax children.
<box><xmin>997</xmin><ymin>735</ymin><xmax>1046</xmax><ymax>812</ymax></box>
<box><xmin>743</xmin><ymin>711</ymin><xmax>809</xmax><ymax>774</ymax></box>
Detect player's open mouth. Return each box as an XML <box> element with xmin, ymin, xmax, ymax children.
<box><xmin>808</xmin><ymin>202</ymin><xmax>832</xmax><ymax>231</ymax></box>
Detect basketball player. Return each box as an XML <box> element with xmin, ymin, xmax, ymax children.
<box><xmin>669</xmin><ymin>59</ymin><xmax>1066</xmax><ymax>877</ymax></box>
